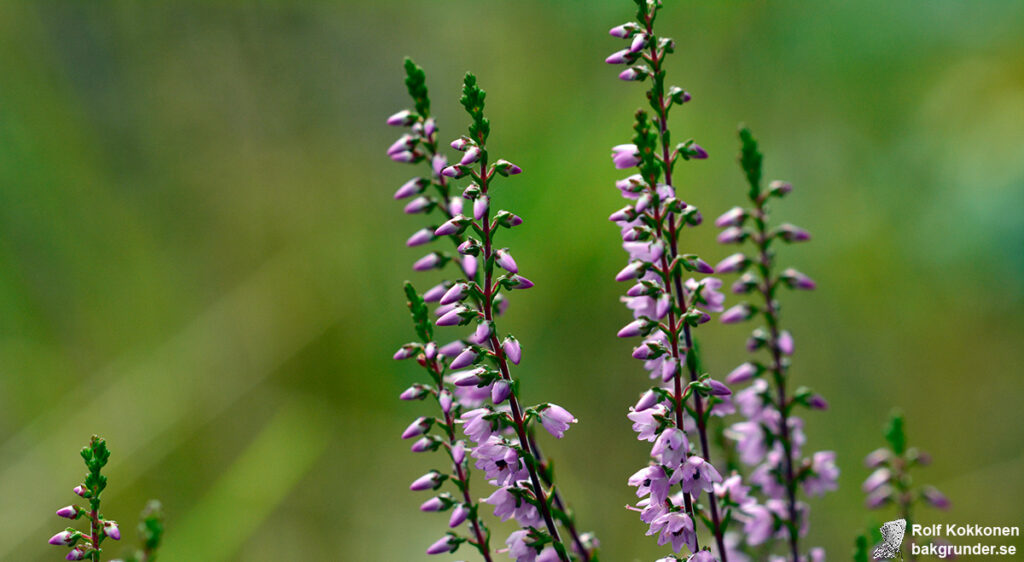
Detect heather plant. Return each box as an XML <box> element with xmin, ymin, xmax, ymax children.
<box><xmin>855</xmin><ymin>411</ymin><xmax>951</xmax><ymax>560</ymax></box>
<box><xmin>711</xmin><ymin>128</ymin><xmax>835</xmax><ymax>561</ymax></box>
<box><xmin>48</xmin><ymin>436</ymin><xmax>164</xmax><ymax>562</ymax></box>
<box><xmin>388</xmin><ymin>61</ymin><xmax>595</xmax><ymax>561</ymax></box>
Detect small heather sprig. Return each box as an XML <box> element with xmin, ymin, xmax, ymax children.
<box><xmin>388</xmin><ymin>64</ymin><xmax>594</xmax><ymax>561</ymax></box>
<box><xmin>713</xmin><ymin>127</ymin><xmax>834</xmax><ymax>561</ymax></box>
<box><xmin>606</xmin><ymin>2</ymin><xmax>731</xmax><ymax>560</ymax></box>
<box><xmin>49</xmin><ymin>437</ymin><xmax>162</xmax><ymax>562</ymax></box>
<box><xmin>858</xmin><ymin>411</ymin><xmax>950</xmax><ymax>561</ymax></box>
<box><xmin>435</xmin><ymin>72</ymin><xmax>594</xmax><ymax>562</ymax></box>
<box><xmin>389</xmin><ymin>59</ymin><xmax>494</xmax><ymax>561</ymax></box>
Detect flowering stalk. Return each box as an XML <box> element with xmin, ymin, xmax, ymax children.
<box><xmin>606</xmin><ymin>2</ymin><xmax>732</xmax><ymax>559</ymax></box>
<box><xmin>859</xmin><ymin>411</ymin><xmax>950</xmax><ymax>560</ymax></box>
<box><xmin>49</xmin><ymin>437</ymin><xmax>162</xmax><ymax>562</ymax></box>
<box><xmin>714</xmin><ymin>128</ymin><xmax>835</xmax><ymax>561</ymax></box>
<box><xmin>389</xmin><ymin>59</ymin><xmax>493</xmax><ymax>560</ymax></box>
<box><xmin>388</xmin><ymin>62</ymin><xmax>594</xmax><ymax>561</ymax></box>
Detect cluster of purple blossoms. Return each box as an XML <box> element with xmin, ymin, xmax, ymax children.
<box><xmin>389</xmin><ymin>61</ymin><xmax>594</xmax><ymax>562</ymax></box>
<box><xmin>859</xmin><ymin>411</ymin><xmax>950</xmax><ymax>558</ymax></box>
<box><xmin>712</xmin><ymin>128</ymin><xmax>835</xmax><ymax>561</ymax></box>
<box><xmin>606</xmin><ymin>2</ymin><xmax>733</xmax><ymax>560</ymax></box>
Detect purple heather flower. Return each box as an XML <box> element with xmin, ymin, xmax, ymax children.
<box><xmin>460</xmin><ymin>146</ymin><xmax>482</xmax><ymax>166</ymax></box>
<box><xmin>629</xmin><ymin>465</ymin><xmax>672</xmax><ymax>504</ymax></box>
<box><xmin>707</xmin><ymin>378</ymin><xmax>732</xmax><ymax>396</ymax></box>
<box><xmin>423</xmin><ymin>342</ymin><xmax>438</xmax><ymax>360</ymax></box>
<box><xmin>715</xmin><ymin>252</ymin><xmax>749</xmax><ymax>274</ymax></box>
<box><xmin>460</xmin><ymin>408</ymin><xmax>495</xmax><ymax>444</ymax></box>
<box><xmin>422</xmin><ymin>281</ymin><xmax>450</xmax><ymax>302</ymax></box>
<box><xmin>473</xmin><ymin>195</ymin><xmax>489</xmax><ymax>220</ymax></box>
<box><xmin>803</xmin><ymin>451</ymin><xmax>839</xmax><ymax>497</ymax></box>
<box><xmin>618</xmin><ymin>319</ymin><xmax>646</xmax><ymax>338</ymax></box>
<box><xmin>619</xmin><ymin>67</ymin><xmax>646</xmax><ymax>81</ymax></box>
<box><xmin>688</xmin><ymin>551</ymin><xmax>716</xmax><ymax>562</ymax></box>
<box><xmin>473</xmin><ymin>437</ymin><xmax>529</xmax><ymax>485</ymax></box>
<box><xmin>648</xmin><ymin>510</ymin><xmax>697</xmax><ymax>553</ymax></box>
<box><xmin>865</xmin><ymin>484</ymin><xmax>894</xmax><ymax>508</ymax></box>
<box><xmin>628</xmin><ymin>405</ymin><xmax>668</xmax><ymax>442</ymax></box>
<box><xmin>720</xmin><ymin>303</ymin><xmax>753</xmax><ymax>324</ymax></box>
<box><xmin>420</xmin><ymin>496</ymin><xmax>444</xmax><ymax>512</ymax></box>
<box><xmin>768</xmin><ymin>180</ymin><xmax>793</xmax><ymax>196</ymax></box>
<box><xmin>777</xmin><ymin>330</ymin><xmax>794</xmax><ymax>355</ymax></box>
<box><xmin>629</xmin><ymin>33</ymin><xmax>648</xmax><ymax>53</ymax></box>
<box><xmin>450</xmin><ymin>368</ymin><xmax>484</xmax><ymax>387</ymax></box>
<box><xmin>449</xmin><ymin>347</ymin><xmax>477</xmax><ymax>369</ymax></box>
<box><xmin>491</xmin><ymin>380</ymin><xmax>512</xmax><ymax>403</ymax></box>
<box><xmin>423</xmin><ymin>118</ymin><xmax>436</xmax><ymax>137</ymax></box>
<box><xmin>716</xmin><ymin>206</ymin><xmax>747</xmax><ymax>228</ymax></box>
<box><xmin>436</xmin><ymin>307</ymin><xmax>466</xmax><ymax>327</ymax></box>
<box><xmin>394</xmin><ymin>177</ymin><xmax>426</xmax><ymax>199</ymax></box>
<box><xmin>425</xmin><ymin>535</ymin><xmax>456</xmax><ymax>555</ymax></box>
<box><xmin>693</xmin><ymin>257</ymin><xmax>714</xmax><ymax>274</ymax></box>
<box><xmin>403</xmin><ymin>196</ymin><xmax>431</xmax><ymax>214</ymax></box>
<box><xmin>781</xmin><ymin>268</ymin><xmax>816</xmax><ymax>290</ymax></box>
<box><xmin>386</xmin><ymin>109</ymin><xmax>416</xmax><ymax>126</ymax></box>
<box><xmin>492</xmin><ymin>158</ymin><xmax>522</xmax><ymax>176</ymax></box>
<box><xmin>103</xmin><ymin>520</ymin><xmax>121</xmax><ymax>540</ymax></box>
<box><xmin>448</xmin><ymin>504</ymin><xmax>469</xmax><ymax>527</ymax></box>
<box><xmin>390</xmin><ymin>150</ymin><xmax>418</xmax><ymax>163</ymax></box>
<box><xmin>864</xmin><ymin>447</ymin><xmax>891</xmax><ymax>468</ymax></box>
<box><xmin>717</xmin><ymin>226</ymin><xmax>746</xmax><ymax>244</ymax></box>
<box><xmin>507</xmin><ymin>530</ymin><xmax>537</xmax><ymax>562</ymax></box>
<box><xmin>413</xmin><ymin>253</ymin><xmax>443</xmax><ymax>271</ymax></box>
<box><xmin>399</xmin><ymin>385</ymin><xmax>427</xmax><ymax>401</ymax></box>
<box><xmin>609</xmin><ymin>22</ymin><xmax>639</xmax><ymax>38</ymax></box>
<box><xmin>862</xmin><ymin>467</ymin><xmax>891</xmax><ymax>493</ymax></box>
<box><xmin>687</xmin><ymin>143</ymin><xmax>709</xmax><ymax>159</ymax></box>
<box><xmin>468</xmin><ymin>321</ymin><xmax>492</xmax><ymax>344</ymax></box>
<box><xmin>440</xmin><ymin>164</ymin><xmax>467</xmax><ymax>178</ymax></box>
<box><xmin>72</xmin><ymin>485</ymin><xmax>87</xmax><ymax>497</ymax></box>
<box><xmin>406</xmin><ymin>227</ymin><xmax>434</xmax><ymax>247</ymax></box>
<box><xmin>611</xmin><ymin>144</ymin><xmax>641</xmax><ymax>169</ymax></box>
<box><xmin>502</xmin><ymin>337</ymin><xmax>522</xmax><ymax>364</ymax></box>
<box><xmin>609</xmin><ymin>206</ymin><xmax>635</xmax><ymax>222</ymax></box>
<box><xmin>439</xmin><ymin>283</ymin><xmax>467</xmax><ymax>305</ymax></box>
<box><xmin>450</xmin><ymin>137</ymin><xmax>471</xmax><ymax>151</ymax></box>
<box><xmin>539</xmin><ymin>404</ymin><xmax>577</xmax><ymax>438</ymax></box>
<box><xmin>726</xmin><ymin>362</ymin><xmax>758</xmax><ymax>384</ymax></box>
<box><xmin>484</xmin><ymin>487</ymin><xmax>542</xmax><ymax>528</ymax></box>
<box><xmin>461</xmin><ymin>255</ymin><xmax>478</xmax><ymax>278</ymax></box>
<box><xmin>729</xmin><ymin>420</ymin><xmax>768</xmax><ymax>465</ymax></box>
<box><xmin>605</xmin><ymin>49</ymin><xmax>632</xmax><ymax>64</ymax></box>
<box><xmin>402</xmin><ymin>417</ymin><xmax>432</xmax><ymax>440</ymax></box>
<box><xmin>56</xmin><ymin>506</ymin><xmax>78</xmax><ymax>519</ymax></box>
<box><xmin>410</xmin><ymin>471</ymin><xmax>442</xmax><ymax>491</ymax></box>
<box><xmin>438</xmin><ymin>390</ymin><xmax>453</xmax><ymax>414</ymax></box>
<box><xmin>435</xmin><ymin>215</ymin><xmax>469</xmax><ymax>237</ymax></box>
<box><xmin>714</xmin><ymin>473</ymin><xmax>753</xmax><ymax>507</ymax></box>
<box><xmin>687</xmin><ymin>277</ymin><xmax>726</xmax><ymax>312</ymax></box>
<box><xmin>634</xmin><ymin>389</ymin><xmax>661</xmax><ymax>411</ymax></box>
<box><xmin>438</xmin><ymin>339</ymin><xmax>464</xmax><ymax>357</ymax></box>
<box><xmin>431</xmin><ymin>154</ymin><xmax>447</xmax><ymax>177</ymax></box>
<box><xmin>495</xmin><ymin>248</ymin><xmax>518</xmax><ymax>273</ymax></box>
<box><xmin>652</xmin><ymin>428</ymin><xmax>689</xmax><ymax>468</ymax></box>
<box><xmin>678</xmin><ymin>455</ymin><xmax>724</xmax><ymax>495</ymax></box>
<box><xmin>48</xmin><ymin>530</ymin><xmax>75</xmax><ymax>546</ymax></box>
<box><xmin>776</xmin><ymin>223</ymin><xmax>811</xmax><ymax>242</ymax></box>
<box><xmin>507</xmin><ymin>274</ymin><xmax>534</xmax><ymax>289</ymax></box>
<box><xmin>807</xmin><ymin>394</ymin><xmax>829</xmax><ymax>410</ymax></box>
<box><xmin>742</xmin><ymin>503</ymin><xmax>775</xmax><ymax>546</ymax></box>
<box><xmin>616</xmin><ymin>261</ymin><xmax>645</xmax><ymax>282</ymax></box>
<box><xmin>387</xmin><ymin>134</ymin><xmax>416</xmax><ymax>156</ymax></box>
<box><xmin>921</xmin><ymin>486</ymin><xmax>951</xmax><ymax>509</ymax></box>
<box><xmin>66</xmin><ymin>547</ymin><xmax>87</xmax><ymax>561</ymax></box>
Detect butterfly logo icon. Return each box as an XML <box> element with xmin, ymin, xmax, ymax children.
<box><xmin>872</xmin><ymin>518</ymin><xmax>907</xmax><ymax>560</ymax></box>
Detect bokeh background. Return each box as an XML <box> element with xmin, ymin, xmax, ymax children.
<box><xmin>1</xmin><ymin>1</ymin><xmax>1022</xmax><ymax>559</ymax></box>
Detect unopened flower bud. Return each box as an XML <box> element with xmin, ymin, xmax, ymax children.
<box><xmin>56</xmin><ymin>506</ymin><xmax>79</xmax><ymax>520</ymax></box>
<box><xmin>386</xmin><ymin>110</ymin><xmax>417</xmax><ymax>127</ymax></box>
<box><xmin>502</xmin><ymin>336</ymin><xmax>521</xmax><ymax>364</ymax></box>
<box><xmin>103</xmin><ymin>521</ymin><xmax>120</xmax><ymax>540</ymax></box>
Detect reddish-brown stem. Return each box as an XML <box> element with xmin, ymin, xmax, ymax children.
<box><xmin>426</xmin><ymin>358</ymin><xmax>494</xmax><ymax>562</ymax></box>
<box><xmin>644</xmin><ymin>12</ymin><xmax>728</xmax><ymax>559</ymax></box>
<box><xmin>476</xmin><ymin>154</ymin><xmax>571</xmax><ymax>562</ymax></box>
<box><xmin>752</xmin><ymin>205</ymin><xmax>801</xmax><ymax>562</ymax></box>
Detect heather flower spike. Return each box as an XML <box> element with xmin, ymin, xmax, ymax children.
<box><xmin>388</xmin><ymin>61</ymin><xmax>595</xmax><ymax>561</ymax></box>
<box><xmin>714</xmin><ymin>127</ymin><xmax>835</xmax><ymax>560</ymax></box>
<box><xmin>607</xmin><ymin>1</ymin><xmax>731</xmax><ymax>559</ymax></box>
<box><xmin>854</xmin><ymin>411</ymin><xmax>950</xmax><ymax>558</ymax></box>
<box><xmin>49</xmin><ymin>437</ymin><xmax>163</xmax><ymax>562</ymax></box>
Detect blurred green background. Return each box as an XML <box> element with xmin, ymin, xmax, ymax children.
<box><xmin>1</xmin><ymin>1</ymin><xmax>1022</xmax><ymax>559</ymax></box>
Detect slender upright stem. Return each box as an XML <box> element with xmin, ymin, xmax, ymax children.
<box><xmin>528</xmin><ymin>431</ymin><xmax>591</xmax><ymax>561</ymax></box>
<box><xmin>475</xmin><ymin>154</ymin><xmax>570</xmax><ymax>562</ymax></box>
<box><xmin>89</xmin><ymin>505</ymin><xmax>101</xmax><ymax>562</ymax></box>
<box><xmin>427</xmin><ymin>358</ymin><xmax>494</xmax><ymax>562</ymax></box>
<box><xmin>752</xmin><ymin>205</ymin><xmax>800</xmax><ymax>562</ymax></box>
<box><xmin>644</xmin><ymin>13</ymin><xmax>728</xmax><ymax>559</ymax></box>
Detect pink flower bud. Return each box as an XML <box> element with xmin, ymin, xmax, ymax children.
<box><xmin>449</xmin><ymin>504</ymin><xmax>469</xmax><ymax>527</ymax></box>
<box><xmin>440</xmin><ymin>283</ymin><xmax>467</xmax><ymax>305</ymax></box>
<box><xmin>635</xmin><ymin>389</ymin><xmax>660</xmax><ymax>411</ymax></box>
<box><xmin>715</xmin><ymin>206</ymin><xmax>746</xmax><ymax>228</ymax></box>
<box><xmin>618</xmin><ymin>319</ymin><xmax>645</xmax><ymax>338</ymax></box>
<box><xmin>394</xmin><ymin>177</ymin><xmax>426</xmax><ymax>199</ymax></box>
<box><xmin>402</xmin><ymin>417</ymin><xmax>432</xmax><ymax>440</ymax></box>
<box><xmin>450</xmin><ymin>348</ymin><xmax>477</xmax><ymax>369</ymax></box>
<box><xmin>726</xmin><ymin>362</ymin><xmax>758</xmax><ymax>384</ymax></box>
<box><xmin>426</xmin><ymin>535</ymin><xmax>456</xmax><ymax>555</ymax></box>
<box><xmin>502</xmin><ymin>337</ymin><xmax>521</xmax><ymax>364</ymax></box>
<box><xmin>49</xmin><ymin>531</ymin><xmax>75</xmax><ymax>545</ymax></box>
<box><xmin>715</xmin><ymin>253</ymin><xmax>749</xmax><ymax>274</ymax></box>
<box><xmin>495</xmin><ymin>249</ymin><xmax>518</xmax><ymax>273</ymax></box>
<box><xmin>410</xmin><ymin>472</ymin><xmax>441</xmax><ymax>491</ymax></box>
<box><xmin>56</xmin><ymin>506</ymin><xmax>79</xmax><ymax>519</ymax></box>
<box><xmin>406</xmin><ymin>228</ymin><xmax>434</xmax><ymax>247</ymax></box>
<box><xmin>386</xmin><ymin>110</ymin><xmax>416</xmax><ymax>126</ymax></box>
<box><xmin>420</xmin><ymin>497</ymin><xmax>444</xmax><ymax>512</ymax></box>
<box><xmin>616</xmin><ymin>261</ymin><xmax>645</xmax><ymax>282</ymax></box>
<box><xmin>103</xmin><ymin>520</ymin><xmax>120</xmax><ymax>540</ymax></box>
<box><xmin>491</xmin><ymin>380</ymin><xmax>512</xmax><ymax>404</ymax></box>
<box><xmin>473</xmin><ymin>195</ymin><xmax>489</xmax><ymax>220</ymax></box>
<box><xmin>459</xmin><ymin>146</ymin><xmax>482</xmax><ymax>166</ymax></box>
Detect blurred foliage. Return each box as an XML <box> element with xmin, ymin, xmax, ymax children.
<box><xmin>0</xmin><ymin>1</ymin><xmax>1022</xmax><ymax>559</ymax></box>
